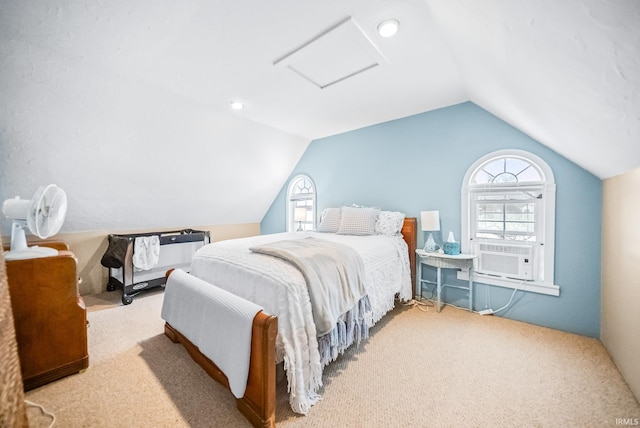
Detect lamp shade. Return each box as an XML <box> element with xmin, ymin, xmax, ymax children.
<box><xmin>294</xmin><ymin>207</ymin><xmax>307</xmax><ymax>222</ymax></box>
<box><xmin>420</xmin><ymin>211</ymin><xmax>440</xmax><ymax>232</ymax></box>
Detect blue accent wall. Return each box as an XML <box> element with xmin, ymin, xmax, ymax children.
<box><xmin>262</xmin><ymin>102</ymin><xmax>602</xmax><ymax>338</ymax></box>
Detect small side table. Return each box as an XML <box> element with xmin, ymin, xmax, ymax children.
<box><xmin>416</xmin><ymin>249</ymin><xmax>477</xmax><ymax>312</ymax></box>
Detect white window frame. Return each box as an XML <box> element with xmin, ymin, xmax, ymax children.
<box><xmin>458</xmin><ymin>150</ymin><xmax>559</xmax><ymax>296</ymax></box>
<box><xmin>286</xmin><ymin>174</ymin><xmax>316</xmax><ymax>232</ymax></box>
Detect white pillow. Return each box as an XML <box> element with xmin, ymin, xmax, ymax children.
<box><xmin>316</xmin><ymin>208</ymin><xmax>342</xmax><ymax>233</ymax></box>
<box><xmin>375</xmin><ymin>211</ymin><xmax>406</xmax><ymax>236</ymax></box>
<box><xmin>337</xmin><ymin>206</ymin><xmax>380</xmax><ymax>236</ymax></box>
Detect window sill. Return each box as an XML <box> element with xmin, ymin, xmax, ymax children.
<box><xmin>457</xmin><ymin>271</ymin><xmax>560</xmax><ymax>296</ymax></box>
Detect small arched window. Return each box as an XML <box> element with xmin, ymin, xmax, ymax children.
<box><xmin>461</xmin><ymin>150</ymin><xmax>558</xmax><ymax>295</ymax></box>
<box><xmin>286</xmin><ymin>175</ymin><xmax>316</xmax><ymax>232</ymax></box>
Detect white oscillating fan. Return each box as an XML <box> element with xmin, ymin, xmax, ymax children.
<box><xmin>2</xmin><ymin>184</ymin><xmax>68</xmax><ymax>260</ymax></box>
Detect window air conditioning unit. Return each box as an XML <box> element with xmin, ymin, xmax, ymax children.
<box><xmin>476</xmin><ymin>243</ymin><xmax>534</xmax><ymax>280</ymax></box>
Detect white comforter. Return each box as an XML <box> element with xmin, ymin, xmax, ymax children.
<box><xmin>187</xmin><ymin>231</ymin><xmax>412</xmax><ymax>414</ymax></box>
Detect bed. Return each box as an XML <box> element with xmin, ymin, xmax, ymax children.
<box><xmin>161</xmin><ymin>211</ymin><xmax>417</xmax><ymax>427</ymax></box>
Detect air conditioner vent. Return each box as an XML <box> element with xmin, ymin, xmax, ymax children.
<box><xmin>478</xmin><ymin>243</ymin><xmax>532</xmax><ymax>255</ymax></box>
<box><xmin>476</xmin><ymin>243</ymin><xmax>534</xmax><ymax>280</ymax></box>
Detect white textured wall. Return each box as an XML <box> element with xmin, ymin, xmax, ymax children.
<box><xmin>0</xmin><ymin>0</ymin><xmax>309</xmax><ymax>236</ymax></box>
<box><xmin>426</xmin><ymin>0</ymin><xmax>640</xmax><ymax>179</ymax></box>
<box><xmin>601</xmin><ymin>167</ymin><xmax>640</xmax><ymax>401</ymax></box>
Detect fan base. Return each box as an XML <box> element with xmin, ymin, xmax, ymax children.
<box><xmin>4</xmin><ymin>246</ymin><xmax>58</xmax><ymax>261</ymax></box>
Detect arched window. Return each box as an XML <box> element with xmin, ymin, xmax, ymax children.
<box><xmin>286</xmin><ymin>175</ymin><xmax>316</xmax><ymax>232</ymax></box>
<box><xmin>460</xmin><ymin>150</ymin><xmax>558</xmax><ymax>295</ymax></box>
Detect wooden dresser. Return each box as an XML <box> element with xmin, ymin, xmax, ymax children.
<box><xmin>4</xmin><ymin>242</ymin><xmax>89</xmax><ymax>390</ymax></box>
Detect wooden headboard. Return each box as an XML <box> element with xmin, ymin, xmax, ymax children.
<box><xmin>401</xmin><ymin>217</ymin><xmax>417</xmax><ymax>287</ymax></box>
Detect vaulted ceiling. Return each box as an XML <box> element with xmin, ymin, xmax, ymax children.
<box><xmin>1</xmin><ymin>0</ymin><xmax>638</xmax><ymax>233</ymax></box>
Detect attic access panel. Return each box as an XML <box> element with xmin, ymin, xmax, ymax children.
<box><xmin>274</xmin><ymin>17</ymin><xmax>384</xmax><ymax>89</ymax></box>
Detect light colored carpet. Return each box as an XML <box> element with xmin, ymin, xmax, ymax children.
<box><xmin>26</xmin><ymin>291</ymin><xmax>639</xmax><ymax>427</ymax></box>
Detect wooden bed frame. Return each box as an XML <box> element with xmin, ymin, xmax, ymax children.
<box><xmin>164</xmin><ymin>217</ymin><xmax>417</xmax><ymax>427</ymax></box>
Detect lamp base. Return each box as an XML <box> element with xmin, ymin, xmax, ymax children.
<box><xmin>423</xmin><ymin>232</ymin><xmax>439</xmax><ymax>252</ymax></box>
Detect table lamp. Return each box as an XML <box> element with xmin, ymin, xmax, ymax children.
<box><xmin>294</xmin><ymin>207</ymin><xmax>306</xmax><ymax>232</ymax></box>
<box><xmin>420</xmin><ymin>210</ymin><xmax>440</xmax><ymax>252</ymax></box>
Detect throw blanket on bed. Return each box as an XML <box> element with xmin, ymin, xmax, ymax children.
<box><xmin>161</xmin><ymin>269</ymin><xmax>264</xmax><ymax>399</ymax></box>
<box><xmin>249</xmin><ymin>237</ymin><xmax>368</xmax><ymax>336</ymax></box>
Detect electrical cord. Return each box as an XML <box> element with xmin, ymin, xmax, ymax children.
<box><xmin>25</xmin><ymin>399</ymin><xmax>56</xmax><ymax>427</ymax></box>
<box><xmin>490</xmin><ymin>286</ymin><xmax>518</xmax><ymax>314</ymax></box>
<box><xmin>479</xmin><ymin>279</ymin><xmax>526</xmax><ymax>315</ymax></box>
<box><xmin>410</xmin><ymin>281</ymin><xmax>437</xmax><ymax>312</ymax></box>
<box><xmin>409</xmin><ymin>278</ymin><xmax>525</xmax><ymax>316</ymax></box>
<box><xmin>402</xmin><ymin>297</ymin><xmax>434</xmax><ymax>312</ymax></box>
<box><xmin>436</xmin><ymin>300</ymin><xmax>477</xmax><ymax>313</ymax></box>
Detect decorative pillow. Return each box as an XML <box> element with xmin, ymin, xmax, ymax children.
<box><xmin>375</xmin><ymin>211</ymin><xmax>406</xmax><ymax>236</ymax></box>
<box><xmin>316</xmin><ymin>208</ymin><xmax>342</xmax><ymax>233</ymax></box>
<box><xmin>337</xmin><ymin>206</ymin><xmax>380</xmax><ymax>236</ymax></box>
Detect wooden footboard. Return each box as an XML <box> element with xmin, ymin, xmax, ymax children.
<box><xmin>164</xmin><ymin>217</ymin><xmax>415</xmax><ymax>426</ymax></box>
<box><xmin>164</xmin><ymin>313</ymin><xmax>278</xmax><ymax>428</ymax></box>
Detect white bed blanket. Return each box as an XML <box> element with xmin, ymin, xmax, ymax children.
<box><xmin>188</xmin><ymin>232</ymin><xmax>412</xmax><ymax>414</ymax></box>
<box><xmin>161</xmin><ymin>269</ymin><xmax>263</xmax><ymax>399</ymax></box>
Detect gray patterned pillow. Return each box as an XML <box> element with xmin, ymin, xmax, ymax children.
<box><xmin>375</xmin><ymin>211</ymin><xmax>406</xmax><ymax>236</ymax></box>
<box><xmin>316</xmin><ymin>208</ymin><xmax>342</xmax><ymax>233</ymax></box>
<box><xmin>337</xmin><ymin>206</ymin><xmax>380</xmax><ymax>236</ymax></box>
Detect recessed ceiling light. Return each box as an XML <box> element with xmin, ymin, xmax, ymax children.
<box><xmin>229</xmin><ymin>101</ymin><xmax>244</xmax><ymax>110</ymax></box>
<box><xmin>377</xmin><ymin>19</ymin><xmax>399</xmax><ymax>38</ymax></box>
